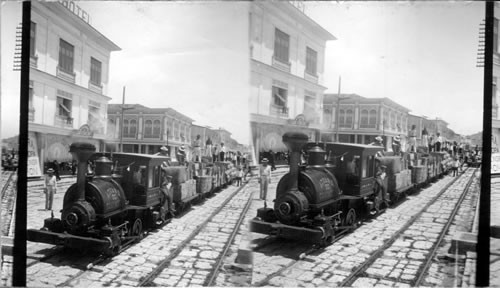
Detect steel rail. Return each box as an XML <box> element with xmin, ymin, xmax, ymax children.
<box><xmin>138</xmin><ymin>183</ymin><xmax>248</xmax><ymax>287</ymax></box>
<box><xmin>205</xmin><ymin>191</ymin><xmax>255</xmax><ymax>286</ymax></box>
<box><xmin>413</xmin><ymin>168</ymin><xmax>479</xmax><ymax>286</ymax></box>
<box><xmin>338</xmin><ymin>168</ymin><xmax>476</xmax><ymax>287</ymax></box>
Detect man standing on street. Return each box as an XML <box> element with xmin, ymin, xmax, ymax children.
<box><xmin>44</xmin><ymin>168</ymin><xmax>57</xmax><ymax>211</ymax></box>
<box><xmin>259</xmin><ymin>158</ymin><xmax>272</xmax><ymax>208</ymax></box>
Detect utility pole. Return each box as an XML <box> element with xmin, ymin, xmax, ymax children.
<box><xmin>335</xmin><ymin>76</ymin><xmax>341</xmax><ymax>142</ymax></box>
<box><xmin>120</xmin><ymin>86</ymin><xmax>133</xmax><ymax>152</ymax></box>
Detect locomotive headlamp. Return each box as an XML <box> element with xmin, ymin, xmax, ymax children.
<box><xmin>278</xmin><ymin>202</ymin><xmax>292</xmax><ymax>215</ymax></box>
<box><xmin>66</xmin><ymin>212</ymin><xmax>79</xmax><ymax>226</ymax></box>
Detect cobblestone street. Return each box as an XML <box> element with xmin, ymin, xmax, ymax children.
<box><xmin>26</xmin><ymin>174</ymin><xmax>257</xmax><ymax>287</ymax></box>
<box><xmin>251</xmin><ymin>168</ymin><xmax>482</xmax><ymax>287</ymax></box>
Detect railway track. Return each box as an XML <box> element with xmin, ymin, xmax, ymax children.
<box><xmin>26</xmin><ymin>179</ymin><xmax>255</xmax><ymax>287</ymax></box>
<box><xmin>339</xmin><ymin>167</ymin><xmax>478</xmax><ymax>287</ymax></box>
<box><xmin>137</xmin><ymin>182</ymin><xmax>254</xmax><ymax>287</ymax></box>
<box><xmin>1</xmin><ymin>171</ymin><xmax>17</xmax><ymax>237</ymax></box>
<box><xmin>251</xmin><ymin>168</ymin><xmax>477</xmax><ymax>287</ymax></box>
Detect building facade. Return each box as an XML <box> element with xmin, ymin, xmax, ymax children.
<box><xmin>28</xmin><ymin>1</ymin><xmax>120</xmax><ymax>176</ymax></box>
<box><xmin>493</xmin><ymin>3</ymin><xmax>500</xmax><ymax>152</ymax></box>
<box><xmin>107</xmin><ymin>104</ymin><xmax>193</xmax><ymax>159</ymax></box>
<box><xmin>249</xmin><ymin>1</ymin><xmax>335</xmax><ymax>159</ymax></box>
<box><xmin>322</xmin><ymin>94</ymin><xmax>410</xmax><ymax>151</ymax></box>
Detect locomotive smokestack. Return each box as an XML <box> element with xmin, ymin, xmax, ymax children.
<box><xmin>282</xmin><ymin>132</ymin><xmax>309</xmax><ymax>192</ymax></box>
<box><xmin>69</xmin><ymin>143</ymin><xmax>96</xmax><ymax>202</ymax></box>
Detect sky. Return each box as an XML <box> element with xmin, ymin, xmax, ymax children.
<box><xmin>0</xmin><ymin>1</ymin><xmax>486</xmax><ymax>142</ymax></box>
<box><xmin>302</xmin><ymin>1</ymin><xmax>484</xmax><ymax>135</ymax></box>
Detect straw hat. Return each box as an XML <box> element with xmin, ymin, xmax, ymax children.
<box><xmin>393</xmin><ymin>136</ymin><xmax>401</xmax><ymax>142</ymax></box>
<box><xmin>261</xmin><ymin>158</ymin><xmax>269</xmax><ymax>163</ymax></box>
<box><xmin>47</xmin><ymin>168</ymin><xmax>54</xmax><ymax>173</ymax></box>
<box><xmin>375</xmin><ymin>136</ymin><xmax>383</xmax><ymax>142</ymax></box>
<box><xmin>160</xmin><ymin>146</ymin><xmax>168</xmax><ymax>152</ymax></box>
<box><xmin>179</xmin><ymin>145</ymin><xmax>185</xmax><ymax>152</ymax></box>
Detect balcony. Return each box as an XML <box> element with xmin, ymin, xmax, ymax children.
<box><xmin>270</xmin><ymin>105</ymin><xmax>289</xmax><ymax>118</ymax></box>
<box><xmin>30</xmin><ymin>55</ymin><xmax>38</xmax><ymax>69</ymax></box>
<box><xmin>56</xmin><ymin>66</ymin><xmax>75</xmax><ymax>83</ymax></box>
<box><xmin>88</xmin><ymin>81</ymin><xmax>103</xmax><ymax>94</ymax></box>
<box><xmin>272</xmin><ymin>56</ymin><xmax>291</xmax><ymax>73</ymax></box>
<box><xmin>28</xmin><ymin>107</ymin><xmax>35</xmax><ymax>122</ymax></box>
<box><xmin>144</xmin><ymin>133</ymin><xmax>161</xmax><ymax>139</ymax></box>
<box><xmin>304</xmin><ymin>71</ymin><xmax>318</xmax><ymax>84</ymax></box>
<box><xmin>54</xmin><ymin>115</ymin><xmax>73</xmax><ymax>129</ymax></box>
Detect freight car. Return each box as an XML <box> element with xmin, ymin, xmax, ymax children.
<box><xmin>27</xmin><ymin>142</ymin><xmax>237</xmax><ymax>255</ymax></box>
<box><xmin>250</xmin><ymin>132</ymin><xmax>453</xmax><ymax>246</ymax></box>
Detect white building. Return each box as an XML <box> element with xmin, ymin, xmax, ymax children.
<box><xmin>493</xmin><ymin>3</ymin><xmax>500</xmax><ymax>152</ymax></box>
<box><xmin>29</xmin><ymin>1</ymin><xmax>120</xmax><ymax>176</ymax></box>
<box><xmin>249</xmin><ymin>1</ymin><xmax>335</xmax><ymax>160</ymax></box>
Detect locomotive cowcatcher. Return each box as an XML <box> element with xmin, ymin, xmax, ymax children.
<box><xmin>250</xmin><ymin>132</ymin><xmax>387</xmax><ymax>246</ymax></box>
<box><xmin>27</xmin><ymin>142</ymin><xmax>176</xmax><ymax>255</ymax></box>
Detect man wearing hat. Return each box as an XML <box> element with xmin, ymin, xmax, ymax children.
<box><xmin>392</xmin><ymin>135</ymin><xmax>401</xmax><ymax>156</ymax></box>
<box><xmin>177</xmin><ymin>145</ymin><xmax>186</xmax><ymax>165</ymax></box>
<box><xmin>159</xmin><ymin>169</ymin><xmax>175</xmax><ymax>221</ymax></box>
<box><xmin>44</xmin><ymin>168</ymin><xmax>57</xmax><ymax>211</ymax></box>
<box><xmin>156</xmin><ymin>146</ymin><xmax>171</xmax><ymax>166</ymax></box>
<box><xmin>259</xmin><ymin>158</ymin><xmax>272</xmax><ymax>208</ymax></box>
<box><xmin>408</xmin><ymin>125</ymin><xmax>417</xmax><ymax>153</ymax></box>
<box><xmin>156</xmin><ymin>146</ymin><xmax>169</xmax><ymax>156</ymax></box>
<box><xmin>192</xmin><ymin>135</ymin><xmax>202</xmax><ymax>162</ymax></box>
<box><xmin>375</xmin><ymin>161</ymin><xmax>390</xmax><ymax>208</ymax></box>
<box><xmin>370</xmin><ymin>136</ymin><xmax>385</xmax><ymax>157</ymax></box>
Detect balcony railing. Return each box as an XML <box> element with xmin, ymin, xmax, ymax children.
<box><xmin>56</xmin><ymin>66</ymin><xmax>75</xmax><ymax>83</ymax></box>
<box><xmin>88</xmin><ymin>81</ymin><xmax>103</xmax><ymax>94</ymax></box>
<box><xmin>272</xmin><ymin>56</ymin><xmax>291</xmax><ymax>73</ymax></box>
<box><xmin>28</xmin><ymin>107</ymin><xmax>35</xmax><ymax>122</ymax></box>
<box><xmin>304</xmin><ymin>71</ymin><xmax>318</xmax><ymax>84</ymax></box>
<box><xmin>30</xmin><ymin>55</ymin><xmax>38</xmax><ymax>69</ymax></box>
<box><xmin>54</xmin><ymin>115</ymin><xmax>73</xmax><ymax>128</ymax></box>
<box><xmin>270</xmin><ymin>105</ymin><xmax>289</xmax><ymax>118</ymax></box>
<box><xmin>339</xmin><ymin>122</ymin><xmax>353</xmax><ymax>129</ymax></box>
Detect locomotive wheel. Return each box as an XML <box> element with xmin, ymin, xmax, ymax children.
<box><xmin>131</xmin><ymin>219</ymin><xmax>143</xmax><ymax>242</ymax></box>
<box><xmin>343</xmin><ymin>208</ymin><xmax>357</xmax><ymax>230</ymax></box>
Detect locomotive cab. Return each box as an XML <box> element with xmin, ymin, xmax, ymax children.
<box><xmin>311</xmin><ymin>143</ymin><xmax>383</xmax><ymax>197</ymax></box>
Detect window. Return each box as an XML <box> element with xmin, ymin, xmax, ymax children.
<box><xmin>145</xmin><ymin>120</ymin><xmax>153</xmax><ymax>137</ymax></box>
<box><xmin>306</xmin><ymin>47</ymin><xmax>317</xmax><ymax>75</ymax></box>
<box><xmin>57</xmin><ymin>97</ymin><xmax>72</xmax><ymax>118</ymax></box>
<box><xmin>494</xmin><ymin>77</ymin><xmax>498</xmax><ymax>119</ymax></box>
<box><xmin>29</xmin><ymin>81</ymin><xmax>34</xmax><ymax>109</ymax></box>
<box><xmin>123</xmin><ymin>119</ymin><xmax>129</xmax><ymax>136</ymax></box>
<box><xmin>153</xmin><ymin>120</ymin><xmax>161</xmax><ymax>136</ymax></box>
<box><xmin>369</xmin><ymin>110</ymin><xmax>377</xmax><ymax>127</ymax></box>
<box><xmin>272</xmin><ymin>86</ymin><xmax>288</xmax><ymax>108</ymax></box>
<box><xmin>30</xmin><ymin>22</ymin><xmax>36</xmax><ymax>57</ymax></box>
<box><xmin>360</xmin><ymin>109</ymin><xmax>368</xmax><ymax>127</ymax></box>
<box><xmin>346</xmin><ymin>109</ymin><xmax>353</xmax><ymax>126</ymax></box>
<box><xmin>129</xmin><ymin>119</ymin><xmax>137</xmax><ymax>136</ymax></box>
<box><xmin>391</xmin><ymin>112</ymin><xmax>396</xmax><ymax>129</ymax></box>
<box><xmin>495</xmin><ymin>18</ymin><xmax>499</xmax><ymax>54</ymax></box>
<box><xmin>90</xmin><ymin>57</ymin><xmax>102</xmax><ymax>85</ymax></box>
<box><xmin>274</xmin><ymin>28</ymin><xmax>289</xmax><ymax>63</ymax></box>
<box><xmin>339</xmin><ymin>109</ymin><xmax>345</xmax><ymax>126</ymax></box>
<box><xmin>58</xmin><ymin>39</ymin><xmax>74</xmax><ymax>73</ymax></box>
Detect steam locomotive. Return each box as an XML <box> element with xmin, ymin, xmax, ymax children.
<box><xmin>250</xmin><ymin>132</ymin><xmax>454</xmax><ymax>246</ymax></box>
<box><xmin>27</xmin><ymin>142</ymin><xmax>237</xmax><ymax>255</ymax></box>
